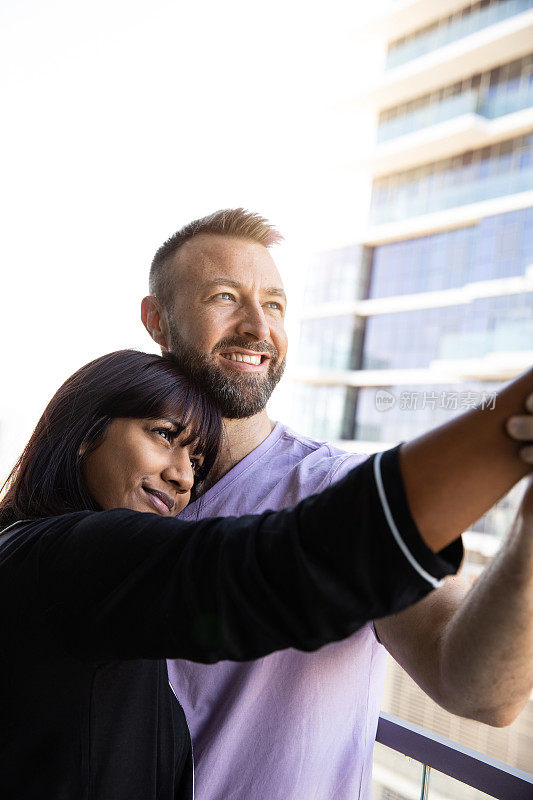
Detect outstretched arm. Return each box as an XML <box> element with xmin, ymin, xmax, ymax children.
<box><xmin>375</xmin><ymin>368</ymin><xmax>533</xmax><ymax>725</ymax></box>
<box><xmin>35</xmin><ymin>447</ymin><xmax>460</xmax><ymax>665</ymax></box>
<box><xmin>376</xmin><ymin>477</ymin><xmax>533</xmax><ymax>726</ymax></box>
<box><xmin>400</xmin><ymin>368</ymin><xmax>533</xmax><ymax>552</ymax></box>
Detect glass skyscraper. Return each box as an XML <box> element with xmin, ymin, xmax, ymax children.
<box><xmin>291</xmin><ymin>1</ymin><xmax>533</xmax><ymax>795</ymax></box>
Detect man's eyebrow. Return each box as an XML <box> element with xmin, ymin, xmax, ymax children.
<box><xmin>203</xmin><ymin>278</ymin><xmax>242</xmax><ymax>291</ymax></box>
<box><xmin>203</xmin><ymin>278</ymin><xmax>287</xmax><ymax>302</ymax></box>
<box><xmin>264</xmin><ymin>286</ymin><xmax>287</xmax><ymax>302</ymax></box>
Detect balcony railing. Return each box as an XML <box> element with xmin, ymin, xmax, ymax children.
<box><xmin>370</xmin><ymin>165</ymin><xmax>533</xmax><ymax>224</ymax></box>
<box><xmin>375</xmin><ymin>712</ymin><xmax>533</xmax><ymax>799</ymax></box>
<box><xmin>377</xmin><ymin>90</ymin><xmax>479</xmax><ymax>142</ymax></box>
<box><xmin>480</xmin><ymin>84</ymin><xmax>533</xmax><ymax>118</ymax></box>
<box><xmin>385</xmin><ymin>0</ymin><xmax>533</xmax><ymax>70</ymax></box>
<box><xmin>377</xmin><ymin>84</ymin><xmax>533</xmax><ymax>142</ymax></box>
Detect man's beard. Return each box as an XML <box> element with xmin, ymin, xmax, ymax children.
<box><xmin>167</xmin><ymin>321</ymin><xmax>286</xmax><ymax>419</ymax></box>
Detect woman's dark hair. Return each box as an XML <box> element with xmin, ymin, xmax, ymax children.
<box><xmin>0</xmin><ymin>350</ymin><xmax>222</xmax><ymax>527</ymax></box>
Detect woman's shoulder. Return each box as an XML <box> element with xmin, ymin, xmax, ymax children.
<box><xmin>0</xmin><ymin>509</ymin><xmax>140</xmax><ymax>551</ymax></box>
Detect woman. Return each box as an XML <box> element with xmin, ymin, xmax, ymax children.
<box><xmin>0</xmin><ymin>350</ymin><xmax>461</xmax><ymax>800</ymax></box>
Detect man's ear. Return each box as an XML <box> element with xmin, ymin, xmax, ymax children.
<box><xmin>141</xmin><ymin>296</ymin><xmax>170</xmax><ymax>352</ymax></box>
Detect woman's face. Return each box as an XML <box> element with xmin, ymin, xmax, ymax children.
<box><xmin>83</xmin><ymin>417</ymin><xmax>204</xmax><ymax>516</ymax></box>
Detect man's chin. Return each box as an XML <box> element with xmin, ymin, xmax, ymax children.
<box><xmin>167</xmin><ymin>335</ymin><xmax>284</xmax><ymax>417</ymax></box>
<box><xmin>208</xmin><ymin>371</ymin><xmax>278</xmax><ymax>419</ymax></box>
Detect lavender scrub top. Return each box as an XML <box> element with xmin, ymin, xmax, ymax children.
<box><xmin>168</xmin><ymin>423</ymin><xmax>388</xmax><ymax>800</ymax></box>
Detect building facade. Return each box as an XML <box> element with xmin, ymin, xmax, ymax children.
<box><xmin>291</xmin><ymin>0</ymin><xmax>533</xmax><ymax>795</ymax></box>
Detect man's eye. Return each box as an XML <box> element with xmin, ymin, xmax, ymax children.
<box><xmin>216</xmin><ymin>292</ymin><xmax>234</xmax><ymax>301</ymax></box>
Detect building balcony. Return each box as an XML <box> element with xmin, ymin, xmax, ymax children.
<box><xmin>386</xmin><ymin>0</ymin><xmax>533</xmax><ymax>70</ymax></box>
<box><xmin>297</xmin><ymin>268</ymin><xmax>533</xmax><ymax>321</ymax></box>
<box><xmin>291</xmin><ymin>351</ymin><xmax>533</xmax><ymax>388</ymax></box>
<box><xmin>369</xmin><ymin>166</ymin><xmax>533</xmax><ymax>225</ymax></box>
<box><xmin>377</xmin><ymin>83</ymin><xmax>533</xmax><ymax>143</ymax></box>
<box><xmin>364</xmin><ymin>0</ymin><xmax>470</xmax><ymax>43</ymax></box>
<box><xmin>364</xmin><ymin>7</ymin><xmax>533</xmax><ymax>109</ymax></box>
<box><xmin>373</xmin><ymin>102</ymin><xmax>533</xmax><ymax>176</ymax></box>
<box><xmin>362</xmin><ymin>188</ymin><xmax>533</xmax><ymax>244</ymax></box>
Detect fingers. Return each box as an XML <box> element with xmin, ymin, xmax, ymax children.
<box><xmin>506</xmin><ymin>416</ymin><xmax>533</xmax><ymax>441</ymax></box>
<box><xmin>518</xmin><ymin>445</ymin><xmax>533</xmax><ymax>465</ymax></box>
<box><xmin>506</xmin><ymin>393</ymin><xmax>533</xmax><ymax>466</ymax></box>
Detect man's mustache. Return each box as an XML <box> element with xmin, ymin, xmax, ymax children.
<box><xmin>213</xmin><ymin>337</ymin><xmax>279</xmax><ymax>360</ymax></box>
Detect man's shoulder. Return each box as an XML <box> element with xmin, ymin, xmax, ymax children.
<box><xmin>273</xmin><ymin>423</ymin><xmax>366</xmax><ymax>476</ymax></box>
<box><xmin>182</xmin><ymin>423</ymin><xmax>368</xmax><ymax>518</ymax></box>
<box><xmin>276</xmin><ymin>423</ymin><xmax>344</xmax><ymax>457</ymax></box>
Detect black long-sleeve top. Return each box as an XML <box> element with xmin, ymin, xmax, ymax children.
<box><xmin>0</xmin><ymin>447</ymin><xmax>462</xmax><ymax>799</ymax></box>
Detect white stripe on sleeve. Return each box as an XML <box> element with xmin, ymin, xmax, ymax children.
<box><xmin>373</xmin><ymin>452</ymin><xmax>444</xmax><ymax>589</ymax></box>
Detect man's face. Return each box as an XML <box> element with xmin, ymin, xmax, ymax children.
<box><xmin>163</xmin><ymin>234</ymin><xmax>288</xmax><ymax>418</ymax></box>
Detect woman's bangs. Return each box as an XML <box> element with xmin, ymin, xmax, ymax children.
<box><xmin>159</xmin><ymin>385</ymin><xmax>221</xmax><ymax>473</ymax></box>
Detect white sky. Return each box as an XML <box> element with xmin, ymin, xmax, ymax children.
<box><xmin>0</xmin><ymin>0</ymin><xmax>386</xmax><ymax>480</ymax></box>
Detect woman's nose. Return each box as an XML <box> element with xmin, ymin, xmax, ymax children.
<box><xmin>161</xmin><ymin>454</ymin><xmax>195</xmax><ymax>494</ymax></box>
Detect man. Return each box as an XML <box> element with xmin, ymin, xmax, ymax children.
<box><xmin>142</xmin><ymin>208</ymin><xmax>533</xmax><ymax>800</ymax></box>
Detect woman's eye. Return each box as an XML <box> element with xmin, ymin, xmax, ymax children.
<box><xmin>190</xmin><ymin>459</ymin><xmax>205</xmax><ymax>479</ymax></box>
<box><xmin>154</xmin><ymin>427</ymin><xmax>174</xmax><ymax>443</ymax></box>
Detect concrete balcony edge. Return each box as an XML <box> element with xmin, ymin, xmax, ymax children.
<box><xmin>355</xmin><ymin>10</ymin><xmax>533</xmax><ymax>109</ymax></box>
<box><xmin>290</xmin><ymin>354</ymin><xmax>533</xmax><ymax>386</ymax></box>
<box><xmin>361</xmin><ymin>190</ymin><xmax>533</xmax><ymax>244</ymax></box>
<box><xmin>371</xmin><ymin>106</ymin><xmax>533</xmax><ymax>176</ymax></box>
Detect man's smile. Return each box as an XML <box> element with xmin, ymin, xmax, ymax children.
<box><xmin>217</xmin><ymin>348</ymin><xmax>272</xmax><ymax>373</ymax></box>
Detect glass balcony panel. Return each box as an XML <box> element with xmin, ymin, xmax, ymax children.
<box><xmin>427</xmin><ymin>769</ymin><xmax>502</xmax><ymax>799</ymax></box>
<box><xmin>377</xmin><ymin>91</ymin><xmax>479</xmax><ymax>142</ymax></box>
<box><xmin>478</xmin><ymin>83</ymin><xmax>533</xmax><ymax>118</ymax></box>
<box><xmin>386</xmin><ymin>0</ymin><xmax>533</xmax><ymax>70</ymax></box>
<box><xmin>377</xmin><ymin>82</ymin><xmax>533</xmax><ymax>142</ymax></box>
<box><xmin>370</xmin><ymin>166</ymin><xmax>533</xmax><ymax>224</ymax></box>
<box><xmin>371</xmin><ymin>741</ymin><xmax>424</xmax><ymax>800</ymax></box>
<box><xmin>438</xmin><ymin>330</ymin><xmax>492</xmax><ymax>360</ymax></box>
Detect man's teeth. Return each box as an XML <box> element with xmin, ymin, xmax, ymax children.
<box><xmin>221</xmin><ymin>353</ymin><xmax>262</xmax><ymax>365</ymax></box>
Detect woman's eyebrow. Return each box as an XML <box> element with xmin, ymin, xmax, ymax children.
<box><xmin>158</xmin><ymin>417</ymin><xmax>183</xmax><ymax>430</ymax></box>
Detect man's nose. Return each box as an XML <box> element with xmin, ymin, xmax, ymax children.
<box><xmin>235</xmin><ymin>302</ymin><xmax>270</xmax><ymax>342</ymax></box>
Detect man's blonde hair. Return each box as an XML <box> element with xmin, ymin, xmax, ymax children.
<box><xmin>150</xmin><ymin>208</ymin><xmax>283</xmax><ymax>307</ymax></box>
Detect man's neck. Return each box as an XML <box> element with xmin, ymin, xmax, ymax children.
<box><xmin>203</xmin><ymin>410</ymin><xmax>275</xmax><ymax>490</ymax></box>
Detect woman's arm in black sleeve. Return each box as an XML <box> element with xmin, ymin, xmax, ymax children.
<box><xmin>37</xmin><ymin>445</ymin><xmax>462</xmax><ymax>663</ymax></box>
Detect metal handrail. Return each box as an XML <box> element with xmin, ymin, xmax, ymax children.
<box><xmin>375</xmin><ymin>712</ymin><xmax>533</xmax><ymax>799</ymax></box>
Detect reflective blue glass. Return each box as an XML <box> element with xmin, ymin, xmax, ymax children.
<box><xmin>377</xmin><ymin>79</ymin><xmax>533</xmax><ymax>143</ymax></box>
<box><xmin>289</xmin><ymin>383</ymin><xmax>351</xmax><ymax>441</ymax></box>
<box><xmin>303</xmin><ymin>245</ymin><xmax>370</xmax><ymax>306</ymax></box>
<box><xmin>297</xmin><ymin>316</ymin><xmax>363</xmax><ymax>370</ymax></box>
<box><xmin>368</xmin><ymin>208</ymin><xmax>531</xmax><ymax>298</ymax></box>
<box><xmin>362</xmin><ymin>293</ymin><xmax>533</xmax><ymax>370</ymax></box>
<box><xmin>370</xmin><ymin>135</ymin><xmax>533</xmax><ymax>224</ymax></box>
